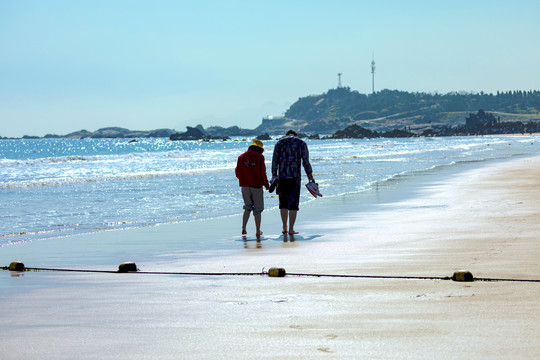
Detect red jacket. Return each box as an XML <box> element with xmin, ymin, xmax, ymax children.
<box><xmin>235</xmin><ymin>150</ymin><xmax>270</xmax><ymax>189</ymax></box>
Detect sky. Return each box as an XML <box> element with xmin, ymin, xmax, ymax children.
<box><xmin>1</xmin><ymin>0</ymin><xmax>539</xmax><ymax>137</ymax></box>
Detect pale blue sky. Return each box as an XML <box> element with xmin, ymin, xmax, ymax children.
<box><xmin>1</xmin><ymin>0</ymin><xmax>539</xmax><ymax>137</ymax></box>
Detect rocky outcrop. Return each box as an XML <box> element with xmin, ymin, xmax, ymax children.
<box><xmin>205</xmin><ymin>125</ymin><xmax>257</xmax><ymax>137</ymax></box>
<box><xmin>256</xmin><ymin>133</ymin><xmax>271</xmax><ymax>140</ymax></box>
<box><xmin>170</xmin><ymin>126</ymin><xmax>230</xmax><ymax>141</ymax></box>
<box><xmin>170</xmin><ymin>127</ymin><xmax>208</xmax><ymax>140</ymax></box>
<box><xmin>327</xmin><ymin>124</ymin><xmax>378</xmax><ymax>139</ymax></box>
<box><xmin>326</xmin><ymin>124</ymin><xmax>416</xmax><ymax>139</ymax></box>
<box><xmin>380</xmin><ymin>129</ymin><xmax>415</xmax><ymax>138</ymax></box>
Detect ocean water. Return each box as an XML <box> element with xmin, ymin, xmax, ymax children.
<box><xmin>1</xmin><ymin>135</ymin><xmax>539</xmax><ymax>247</ymax></box>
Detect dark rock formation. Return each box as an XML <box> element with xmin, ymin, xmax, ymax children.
<box><xmin>327</xmin><ymin>124</ymin><xmax>378</xmax><ymax>139</ymax></box>
<box><xmin>170</xmin><ymin>126</ymin><xmax>208</xmax><ymax>140</ymax></box>
<box><xmin>170</xmin><ymin>126</ymin><xmax>230</xmax><ymax>141</ymax></box>
<box><xmin>205</xmin><ymin>125</ymin><xmax>257</xmax><ymax>137</ymax></box>
<box><xmin>256</xmin><ymin>133</ymin><xmax>271</xmax><ymax>140</ymax></box>
<box><xmin>380</xmin><ymin>129</ymin><xmax>415</xmax><ymax>138</ymax></box>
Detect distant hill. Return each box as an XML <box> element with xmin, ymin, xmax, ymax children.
<box><xmin>14</xmin><ymin>127</ymin><xmax>177</xmax><ymax>139</ymax></box>
<box><xmin>254</xmin><ymin>87</ymin><xmax>540</xmax><ymax>134</ymax></box>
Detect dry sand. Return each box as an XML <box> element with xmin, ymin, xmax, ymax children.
<box><xmin>1</xmin><ymin>156</ymin><xmax>540</xmax><ymax>359</ymax></box>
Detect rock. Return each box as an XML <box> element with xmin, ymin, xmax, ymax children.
<box><xmin>256</xmin><ymin>133</ymin><xmax>271</xmax><ymax>140</ymax></box>
<box><xmin>205</xmin><ymin>125</ymin><xmax>257</xmax><ymax>137</ymax></box>
<box><xmin>169</xmin><ymin>126</ymin><xmax>231</xmax><ymax>141</ymax></box>
<box><xmin>195</xmin><ymin>124</ymin><xmax>210</xmax><ymax>137</ymax></box>
<box><xmin>170</xmin><ymin>126</ymin><xmax>208</xmax><ymax>140</ymax></box>
<box><xmin>328</xmin><ymin>124</ymin><xmax>378</xmax><ymax>139</ymax></box>
<box><xmin>380</xmin><ymin>129</ymin><xmax>415</xmax><ymax>138</ymax></box>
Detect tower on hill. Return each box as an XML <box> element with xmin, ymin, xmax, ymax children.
<box><xmin>371</xmin><ymin>55</ymin><xmax>376</xmax><ymax>94</ymax></box>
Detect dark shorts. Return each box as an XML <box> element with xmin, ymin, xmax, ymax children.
<box><xmin>278</xmin><ymin>177</ymin><xmax>301</xmax><ymax>211</ymax></box>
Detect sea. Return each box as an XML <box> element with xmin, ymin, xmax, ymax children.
<box><xmin>1</xmin><ymin>135</ymin><xmax>539</xmax><ymax>247</ymax></box>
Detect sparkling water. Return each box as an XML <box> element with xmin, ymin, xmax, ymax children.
<box><xmin>1</xmin><ymin>135</ymin><xmax>539</xmax><ymax>246</ymax></box>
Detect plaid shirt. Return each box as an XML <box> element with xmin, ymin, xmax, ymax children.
<box><xmin>271</xmin><ymin>136</ymin><xmax>313</xmax><ymax>179</ymax></box>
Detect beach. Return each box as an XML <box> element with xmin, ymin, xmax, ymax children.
<box><xmin>1</xmin><ymin>155</ymin><xmax>540</xmax><ymax>359</ymax></box>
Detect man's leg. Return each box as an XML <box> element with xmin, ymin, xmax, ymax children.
<box><xmin>288</xmin><ymin>210</ymin><xmax>298</xmax><ymax>234</ymax></box>
<box><xmin>287</xmin><ymin>178</ymin><xmax>301</xmax><ymax>234</ymax></box>
<box><xmin>280</xmin><ymin>208</ymin><xmax>288</xmax><ymax>233</ymax></box>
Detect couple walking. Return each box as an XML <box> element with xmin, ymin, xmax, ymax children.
<box><xmin>235</xmin><ymin>130</ymin><xmax>314</xmax><ymax>237</ymax></box>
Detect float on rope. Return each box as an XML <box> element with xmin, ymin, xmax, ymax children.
<box><xmin>268</xmin><ymin>267</ymin><xmax>287</xmax><ymax>277</ymax></box>
<box><xmin>8</xmin><ymin>261</ymin><xmax>25</xmax><ymax>272</ymax></box>
<box><xmin>4</xmin><ymin>262</ymin><xmax>536</xmax><ymax>283</ymax></box>
<box><xmin>118</xmin><ymin>262</ymin><xmax>139</xmax><ymax>273</ymax></box>
<box><xmin>452</xmin><ymin>270</ymin><xmax>474</xmax><ymax>282</ymax></box>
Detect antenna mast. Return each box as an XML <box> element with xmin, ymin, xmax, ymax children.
<box><xmin>371</xmin><ymin>55</ymin><xmax>376</xmax><ymax>94</ymax></box>
<box><xmin>337</xmin><ymin>73</ymin><xmax>342</xmax><ymax>88</ymax></box>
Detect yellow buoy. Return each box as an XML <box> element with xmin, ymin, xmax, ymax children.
<box><xmin>118</xmin><ymin>262</ymin><xmax>138</xmax><ymax>273</ymax></box>
<box><xmin>268</xmin><ymin>267</ymin><xmax>286</xmax><ymax>277</ymax></box>
<box><xmin>452</xmin><ymin>270</ymin><xmax>474</xmax><ymax>282</ymax></box>
<box><xmin>9</xmin><ymin>261</ymin><xmax>25</xmax><ymax>272</ymax></box>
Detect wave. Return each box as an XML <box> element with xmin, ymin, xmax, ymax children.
<box><xmin>0</xmin><ymin>148</ymin><xmax>240</xmax><ymax>168</ymax></box>
<box><xmin>0</xmin><ymin>165</ymin><xmax>236</xmax><ymax>189</ymax></box>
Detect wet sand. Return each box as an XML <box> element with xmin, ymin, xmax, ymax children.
<box><xmin>1</xmin><ymin>156</ymin><xmax>540</xmax><ymax>359</ymax></box>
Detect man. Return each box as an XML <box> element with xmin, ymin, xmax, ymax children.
<box><xmin>271</xmin><ymin>130</ymin><xmax>314</xmax><ymax>235</ymax></box>
<box><xmin>235</xmin><ymin>139</ymin><xmax>269</xmax><ymax>237</ymax></box>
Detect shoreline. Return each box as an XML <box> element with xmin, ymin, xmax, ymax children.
<box><xmin>0</xmin><ymin>152</ymin><xmax>511</xmax><ymax>270</ymax></box>
<box><xmin>1</xmin><ymin>155</ymin><xmax>540</xmax><ymax>358</ymax></box>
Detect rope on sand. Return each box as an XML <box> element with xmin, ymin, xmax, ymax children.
<box><xmin>3</xmin><ymin>262</ymin><xmax>540</xmax><ymax>283</ymax></box>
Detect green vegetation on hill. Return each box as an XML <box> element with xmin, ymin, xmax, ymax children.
<box><xmin>284</xmin><ymin>87</ymin><xmax>540</xmax><ymax>131</ymax></box>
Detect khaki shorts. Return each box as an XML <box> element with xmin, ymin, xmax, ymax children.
<box><xmin>241</xmin><ymin>187</ymin><xmax>264</xmax><ymax>215</ymax></box>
